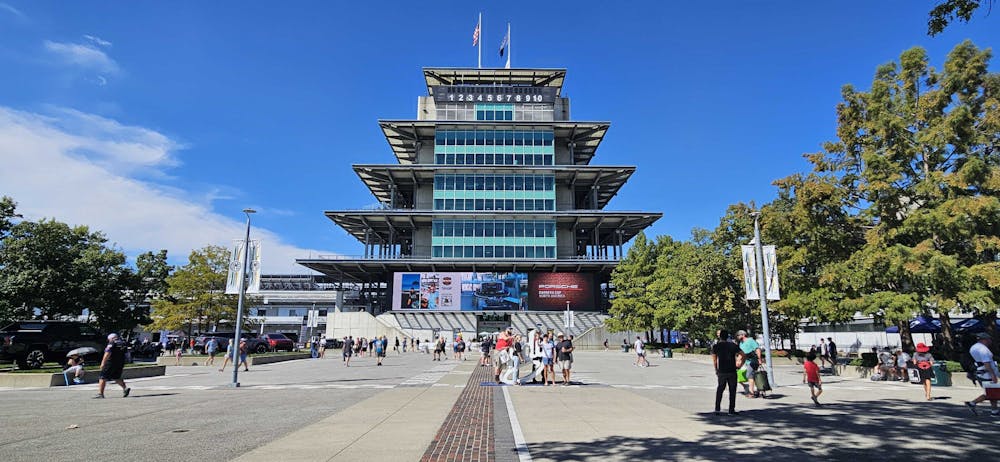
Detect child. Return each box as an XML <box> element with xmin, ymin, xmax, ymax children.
<box><xmin>803</xmin><ymin>352</ymin><xmax>823</xmax><ymax>406</ymax></box>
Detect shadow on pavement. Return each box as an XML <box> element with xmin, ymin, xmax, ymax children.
<box><xmin>128</xmin><ymin>393</ymin><xmax>179</xmax><ymax>398</ymax></box>
<box><xmin>526</xmin><ymin>399</ymin><xmax>999</xmax><ymax>461</ymax></box>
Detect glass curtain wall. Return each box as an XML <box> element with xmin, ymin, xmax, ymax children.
<box><xmin>431</xmin><ymin>219</ymin><xmax>556</xmax><ymax>259</ymax></box>
<box><xmin>433</xmin><ymin>174</ymin><xmax>555</xmax><ymax>211</ymax></box>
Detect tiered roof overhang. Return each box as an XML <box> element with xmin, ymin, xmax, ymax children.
<box><xmin>324</xmin><ymin>210</ymin><xmax>660</xmax><ymax>247</ymax></box>
<box><xmin>378</xmin><ymin>120</ymin><xmax>609</xmax><ymax>166</ymax></box>
<box><xmin>423</xmin><ymin>68</ymin><xmax>567</xmax><ymax>96</ymax></box>
<box><xmin>354</xmin><ymin>164</ymin><xmax>634</xmax><ymax>209</ymax></box>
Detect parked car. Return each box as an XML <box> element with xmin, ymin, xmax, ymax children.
<box><xmin>257</xmin><ymin>333</ymin><xmax>295</xmax><ymax>352</ymax></box>
<box><xmin>193</xmin><ymin>334</ymin><xmax>235</xmax><ymax>354</ymax></box>
<box><xmin>323</xmin><ymin>338</ymin><xmax>344</xmax><ymax>350</ymax></box>
<box><xmin>0</xmin><ymin>321</ymin><xmax>105</xmax><ymax>369</ymax></box>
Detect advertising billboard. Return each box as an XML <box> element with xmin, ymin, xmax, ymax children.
<box><xmin>527</xmin><ymin>273</ymin><xmax>597</xmax><ymax>311</ymax></box>
<box><xmin>392</xmin><ymin>272</ymin><xmax>598</xmax><ymax>311</ymax></box>
<box><xmin>392</xmin><ymin>272</ymin><xmax>527</xmax><ymax>311</ymax></box>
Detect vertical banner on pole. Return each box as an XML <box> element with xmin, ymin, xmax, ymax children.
<box><xmin>741</xmin><ymin>245</ymin><xmax>758</xmax><ymax>300</ymax></box>
<box><xmin>762</xmin><ymin>245</ymin><xmax>780</xmax><ymax>301</ymax></box>
<box><xmin>225</xmin><ymin>241</ymin><xmax>246</xmax><ymax>295</ymax></box>
<box><xmin>246</xmin><ymin>240</ymin><xmax>262</xmax><ymax>294</ymax></box>
<box><xmin>741</xmin><ymin>245</ymin><xmax>780</xmax><ymax>301</ymax></box>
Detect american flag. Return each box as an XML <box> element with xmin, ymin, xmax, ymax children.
<box><xmin>472</xmin><ymin>19</ymin><xmax>480</xmax><ymax>46</ymax></box>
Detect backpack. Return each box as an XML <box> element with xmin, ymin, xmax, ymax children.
<box><xmin>959</xmin><ymin>351</ymin><xmax>981</xmax><ymax>385</ymax></box>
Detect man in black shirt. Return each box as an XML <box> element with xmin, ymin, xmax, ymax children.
<box><xmin>95</xmin><ymin>333</ymin><xmax>130</xmax><ymax>399</ymax></box>
<box><xmin>556</xmin><ymin>333</ymin><xmax>574</xmax><ymax>385</ymax></box>
<box><xmin>712</xmin><ymin>329</ymin><xmax>740</xmax><ymax>415</ymax></box>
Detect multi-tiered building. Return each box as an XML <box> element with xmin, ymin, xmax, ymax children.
<box><xmin>298</xmin><ymin>68</ymin><xmax>660</xmax><ymax>339</ymax></box>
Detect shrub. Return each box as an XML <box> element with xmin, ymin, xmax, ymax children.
<box><xmin>849</xmin><ymin>359</ymin><xmax>865</xmax><ymax>367</ymax></box>
<box><xmin>945</xmin><ymin>361</ymin><xmax>963</xmax><ymax>373</ymax></box>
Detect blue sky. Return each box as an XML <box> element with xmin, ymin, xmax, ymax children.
<box><xmin>0</xmin><ymin>1</ymin><xmax>997</xmax><ymax>272</ymax></box>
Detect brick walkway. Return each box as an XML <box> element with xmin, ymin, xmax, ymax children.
<box><xmin>422</xmin><ymin>365</ymin><xmax>494</xmax><ymax>462</ymax></box>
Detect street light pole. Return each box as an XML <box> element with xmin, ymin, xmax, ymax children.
<box><xmin>231</xmin><ymin>208</ymin><xmax>256</xmax><ymax>387</ymax></box>
<box><xmin>751</xmin><ymin>211</ymin><xmax>776</xmax><ymax>386</ymax></box>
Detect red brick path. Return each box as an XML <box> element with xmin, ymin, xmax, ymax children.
<box><xmin>421</xmin><ymin>365</ymin><xmax>494</xmax><ymax>462</ymax></box>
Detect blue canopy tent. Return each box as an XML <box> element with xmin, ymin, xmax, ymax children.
<box><xmin>950</xmin><ymin>318</ymin><xmax>1000</xmax><ymax>333</ymax></box>
<box><xmin>884</xmin><ymin>316</ymin><xmax>942</xmax><ymax>334</ymax></box>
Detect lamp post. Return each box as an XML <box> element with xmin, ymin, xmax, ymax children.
<box><xmin>750</xmin><ymin>210</ymin><xmax>776</xmax><ymax>386</ymax></box>
<box><xmin>231</xmin><ymin>208</ymin><xmax>256</xmax><ymax>387</ymax></box>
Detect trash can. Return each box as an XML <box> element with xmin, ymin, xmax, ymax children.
<box><xmin>930</xmin><ymin>361</ymin><xmax>952</xmax><ymax>387</ymax></box>
<box><xmin>662</xmin><ymin>348</ymin><xmax>672</xmax><ymax>359</ymax></box>
<box><xmin>623</xmin><ymin>345</ymin><xmax>629</xmax><ymax>353</ymax></box>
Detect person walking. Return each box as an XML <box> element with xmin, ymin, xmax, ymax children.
<box><xmin>174</xmin><ymin>339</ymin><xmax>184</xmax><ymax>366</ymax></box>
<box><xmin>236</xmin><ymin>338</ymin><xmax>250</xmax><ymax>372</ymax></box>
<box><xmin>512</xmin><ymin>335</ymin><xmax>524</xmax><ymax>384</ymax></box>
<box><xmin>737</xmin><ymin>330</ymin><xmax>762</xmax><ymax>397</ymax></box>
<box><xmin>912</xmin><ymin>343</ymin><xmax>936</xmax><ymax>401</ymax></box>
<box><xmin>965</xmin><ymin>332</ymin><xmax>999</xmax><ymax>416</ymax></box>
<box><xmin>818</xmin><ymin>338</ymin><xmax>830</xmax><ymax>368</ymax></box>
<box><xmin>456</xmin><ymin>335</ymin><xmax>466</xmax><ymax>361</ymax></box>
<box><xmin>343</xmin><ymin>336</ymin><xmax>353</xmax><ymax>367</ymax></box>
<box><xmin>205</xmin><ymin>337</ymin><xmax>218</xmax><ymax>366</ymax></box>
<box><xmin>556</xmin><ymin>332</ymin><xmax>574</xmax><ymax>385</ymax></box>
<box><xmin>95</xmin><ymin>333</ymin><xmax>130</xmax><ymax>399</ymax></box>
<box><xmin>634</xmin><ymin>336</ymin><xmax>649</xmax><ymax>368</ymax></box>
<box><xmin>218</xmin><ymin>340</ymin><xmax>233</xmax><ymax>372</ymax></box>
<box><xmin>712</xmin><ymin>329</ymin><xmax>740</xmax><ymax>415</ymax></box>
<box><xmin>604</xmin><ymin>339</ymin><xmax>609</xmax><ymax>351</ymax></box>
<box><xmin>827</xmin><ymin>337</ymin><xmax>839</xmax><ymax>375</ymax></box>
<box><xmin>394</xmin><ymin>336</ymin><xmax>400</xmax><ymax>354</ymax></box>
<box><xmin>375</xmin><ymin>336</ymin><xmax>386</xmax><ymax>366</ymax></box>
<box><xmin>803</xmin><ymin>352</ymin><xmax>823</xmax><ymax>406</ymax></box>
<box><xmin>480</xmin><ymin>335</ymin><xmax>493</xmax><ymax>367</ymax></box>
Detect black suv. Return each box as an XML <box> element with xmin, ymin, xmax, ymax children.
<box><xmin>0</xmin><ymin>321</ymin><xmax>105</xmax><ymax>369</ymax></box>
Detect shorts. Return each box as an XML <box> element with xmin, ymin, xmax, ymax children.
<box><xmin>100</xmin><ymin>366</ymin><xmax>123</xmax><ymax>381</ymax></box>
<box><xmin>377</xmin><ymin>351</ymin><xmax>386</xmax><ymax>357</ymax></box>
<box><xmin>808</xmin><ymin>381</ymin><xmax>822</xmax><ymax>390</ymax></box>
<box><xmin>491</xmin><ymin>350</ymin><xmax>508</xmax><ymax>369</ymax></box>
<box><xmin>239</xmin><ymin>353</ymin><xmax>248</xmax><ymax>363</ymax></box>
<box><xmin>343</xmin><ymin>351</ymin><xmax>352</xmax><ymax>358</ymax></box>
<box><xmin>542</xmin><ymin>357</ymin><xmax>553</xmax><ymax>366</ymax></box>
<box><xmin>64</xmin><ymin>365</ymin><xmax>84</xmax><ymax>375</ymax></box>
<box><xmin>558</xmin><ymin>359</ymin><xmax>572</xmax><ymax>370</ymax></box>
<box><xmin>637</xmin><ymin>352</ymin><xmax>645</xmax><ymax>357</ymax></box>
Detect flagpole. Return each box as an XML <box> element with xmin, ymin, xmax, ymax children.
<box><xmin>477</xmin><ymin>12</ymin><xmax>482</xmax><ymax>69</ymax></box>
<box><xmin>505</xmin><ymin>22</ymin><xmax>511</xmax><ymax>69</ymax></box>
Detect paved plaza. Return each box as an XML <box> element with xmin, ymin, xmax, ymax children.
<box><xmin>1</xmin><ymin>350</ymin><xmax>997</xmax><ymax>461</ymax></box>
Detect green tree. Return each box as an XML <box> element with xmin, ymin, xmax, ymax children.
<box><xmin>0</xmin><ymin>196</ymin><xmax>20</xmax><ymax>237</ymax></box>
<box><xmin>99</xmin><ymin>250</ymin><xmax>172</xmax><ymax>336</ymax></box>
<box><xmin>607</xmin><ymin>232</ymin><xmax>657</xmax><ymax>338</ymax></box>
<box><xmin>764</xmin><ymin>172</ymin><xmax>866</xmax><ymax>348</ymax></box>
<box><xmin>150</xmin><ymin>245</ymin><xmax>248</xmax><ymax>335</ymax></box>
<box><xmin>927</xmin><ymin>0</ymin><xmax>994</xmax><ymax>36</ymax></box>
<box><xmin>808</xmin><ymin>42</ymin><xmax>1000</xmax><ymax>354</ymax></box>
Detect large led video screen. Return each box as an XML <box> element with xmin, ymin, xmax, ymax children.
<box><xmin>526</xmin><ymin>272</ymin><xmax>598</xmax><ymax>311</ymax></box>
<box><xmin>392</xmin><ymin>272</ymin><xmax>528</xmax><ymax>311</ymax></box>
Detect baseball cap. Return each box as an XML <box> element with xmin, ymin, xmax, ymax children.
<box><xmin>107</xmin><ymin>333</ymin><xmax>119</xmax><ymax>341</ymax></box>
<box><xmin>556</xmin><ymin>332</ymin><xmax>565</xmax><ymax>338</ymax></box>
<box><xmin>736</xmin><ymin>330</ymin><xmax>747</xmax><ymax>337</ymax></box>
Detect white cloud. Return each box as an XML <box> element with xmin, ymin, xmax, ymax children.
<box><xmin>0</xmin><ymin>2</ymin><xmax>26</xmax><ymax>20</ymax></box>
<box><xmin>0</xmin><ymin>106</ymin><xmax>327</xmax><ymax>273</ymax></box>
<box><xmin>43</xmin><ymin>40</ymin><xmax>119</xmax><ymax>74</ymax></box>
<box><xmin>83</xmin><ymin>34</ymin><xmax>112</xmax><ymax>48</ymax></box>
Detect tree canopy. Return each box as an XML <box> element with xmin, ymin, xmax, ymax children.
<box><xmin>607</xmin><ymin>41</ymin><xmax>1000</xmax><ymax>354</ymax></box>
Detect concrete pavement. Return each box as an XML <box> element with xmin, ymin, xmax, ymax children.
<box><xmin>1</xmin><ymin>350</ymin><xmax>997</xmax><ymax>461</ymax></box>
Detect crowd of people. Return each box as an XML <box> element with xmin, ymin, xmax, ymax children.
<box><xmin>479</xmin><ymin>327</ymin><xmax>575</xmax><ymax>386</ymax></box>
